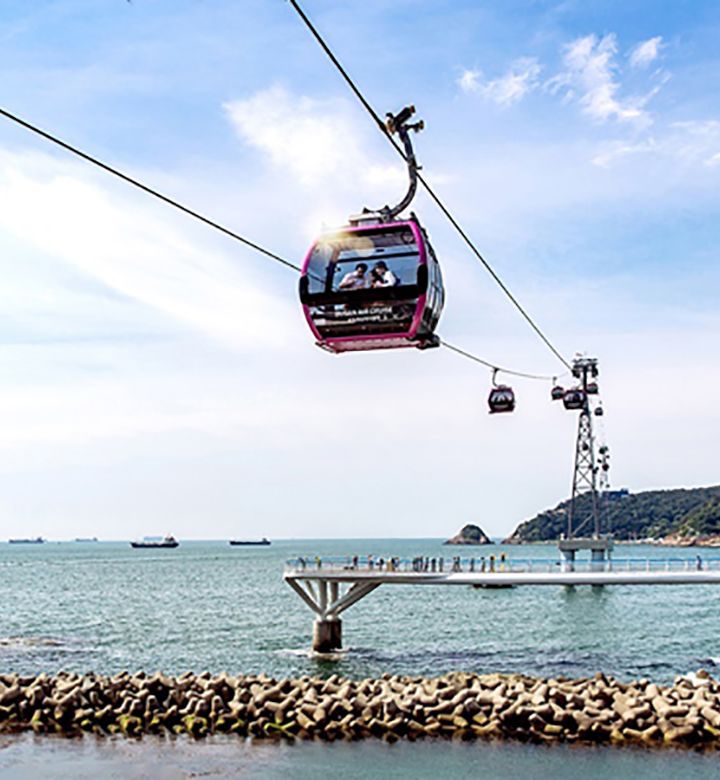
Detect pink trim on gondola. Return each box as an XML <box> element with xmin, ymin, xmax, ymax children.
<box><xmin>300</xmin><ymin>220</ymin><xmax>427</xmax><ymax>351</ymax></box>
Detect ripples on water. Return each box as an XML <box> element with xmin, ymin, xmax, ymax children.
<box><xmin>1</xmin><ymin>734</ymin><xmax>720</xmax><ymax>780</ymax></box>
<box><xmin>2</xmin><ymin>540</ymin><xmax>720</xmax><ymax>777</ymax></box>
<box><xmin>0</xmin><ymin>539</ymin><xmax>718</xmax><ymax>682</ymax></box>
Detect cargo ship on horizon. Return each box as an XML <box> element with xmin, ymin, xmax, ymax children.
<box><xmin>130</xmin><ymin>535</ymin><xmax>179</xmax><ymax>549</ymax></box>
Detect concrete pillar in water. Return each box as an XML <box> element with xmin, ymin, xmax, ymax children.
<box><xmin>313</xmin><ymin>618</ymin><xmax>342</xmax><ymax>653</ymax></box>
<box><xmin>591</xmin><ymin>547</ymin><xmax>606</xmax><ymax>571</ymax></box>
<box><xmin>560</xmin><ymin>548</ymin><xmax>576</xmax><ymax>572</ymax></box>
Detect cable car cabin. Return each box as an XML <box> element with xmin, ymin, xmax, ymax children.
<box><xmin>299</xmin><ymin>220</ymin><xmax>444</xmax><ymax>353</ymax></box>
<box><xmin>488</xmin><ymin>385</ymin><xmax>515</xmax><ymax>414</ymax></box>
<box><xmin>551</xmin><ymin>385</ymin><xmax>565</xmax><ymax>401</ymax></box>
<box><xmin>586</xmin><ymin>381</ymin><xmax>599</xmax><ymax>395</ymax></box>
<box><xmin>563</xmin><ymin>387</ymin><xmax>586</xmax><ymax>411</ymax></box>
<box><xmin>595</xmin><ymin>406</ymin><xmax>604</xmax><ymax>417</ymax></box>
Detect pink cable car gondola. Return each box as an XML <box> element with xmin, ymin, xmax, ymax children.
<box><xmin>299</xmin><ymin>106</ymin><xmax>444</xmax><ymax>353</ymax></box>
<box><xmin>299</xmin><ymin>218</ymin><xmax>443</xmax><ymax>352</ymax></box>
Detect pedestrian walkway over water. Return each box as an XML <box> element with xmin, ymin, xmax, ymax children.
<box><xmin>283</xmin><ymin>554</ymin><xmax>720</xmax><ymax>652</ymax></box>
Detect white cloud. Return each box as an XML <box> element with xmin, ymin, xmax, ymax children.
<box><xmin>629</xmin><ymin>36</ymin><xmax>663</xmax><ymax>69</ymax></box>
<box><xmin>590</xmin><ymin>119</ymin><xmax>720</xmax><ymax>169</ymax></box>
<box><xmin>0</xmin><ymin>149</ymin><xmax>294</xmax><ymax>352</ymax></box>
<box><xmin>591</xmin><ymin>139</ymin><xmax>657</xmax><ymax>167</ymax></box>
<box><xmin>224</xmin><ymin>85</ymin><xmax>403</xmax><ymax>192</ymax></box>
<box><xmin>666</xmin><ymin>120</ymin><xmax>720</xmax><ymax>166</ymax></box>
<box><xmin>548</xmin><ymin>34</ymin><xmax>654</xmax><ymax>125</ymax></box>
<box><xmin>458</xmin><ymin>58</ymin><xmax>541</xmax><ymax>106</ymax></box>
<box><xmin>458</xmin><ymin>69</ymin><xmax>481</xmax><ymax>93</ymax></box>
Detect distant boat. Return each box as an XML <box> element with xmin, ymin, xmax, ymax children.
<box><xmin>229</xmin><ymin>538</ymin><xmax>271</xmax><ymax>546</ymax></box>
<box><xmin>9</xmin><ymin>537</ymin><xmax>44</xmax><ymax>544</ymax></box>
<box><xmin>130</xmin><ymin>534</ymin><xmax>179</xmax><ymax>549</ymax></box>
<box><xmin>74</xmin><ymin>537</ymin><xmax>98</xmax><ymax>543</ymax></box>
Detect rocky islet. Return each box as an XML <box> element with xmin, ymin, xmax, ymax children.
<box><xmin>444</xmin><ymin>524</ymin><xmax>493</xmax><ymax>545</ymax></box>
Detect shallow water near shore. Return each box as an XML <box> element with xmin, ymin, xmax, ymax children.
<box><xmin>2</xmin><ymin>539</ymin><xmax>720</xmax><ymax>775</ymax></box>
<box><xmin>1</xmin><ymin>734</ymin><xmax>719</xmax><ymax>780</ymax></box>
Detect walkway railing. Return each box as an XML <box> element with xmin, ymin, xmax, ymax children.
<box><xmin>285</xmin><ymin>555</ymin><xmax>720</xmax><ymax>576</ymax></box>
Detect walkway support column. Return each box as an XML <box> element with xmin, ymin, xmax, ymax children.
<box><xmin>560</xmin><ymin>547</ymin><xmax>576</xmax><ymax>572</ymax></box>
<box><xmin>285</xmin><ymin>574</ymin><xmax>381</xmax><ymax>653</ymax></box>
<box><xmin>313</xmin><ymin>617</ymin><xmax>342</xmax><ymax>653</ymax></box>
<box><xmin>591</xmin><ymin>547</ymin><xmax>606</xmax><ymax>572</ymax></box>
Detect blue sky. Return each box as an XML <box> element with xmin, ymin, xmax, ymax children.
<box><xmin>0</xmin><ymin>0</ymin><xmax>719</xmax><ymax>540</ymax></box>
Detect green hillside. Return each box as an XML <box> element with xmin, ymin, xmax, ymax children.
<box><xmin>507</xmin><ymin>486</ymin><xmax>720</xmax><ymax>542</ymax></box>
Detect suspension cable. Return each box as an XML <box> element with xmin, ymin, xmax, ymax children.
<box><xmin>0</xmin><ymin>105</ymin><xmax>562</xmax><ymax>382</ymax></box>
<box><xmin>441</xmin><ymin>341</ymin><xmax>563</xmax><ymax>381</ymax></box>
<box><xmin>286</xmin><ymin>0</ymin><xmax>572</xmax><ymax>372</ymax></box>
<box><xmin>0</xmin><ymin>107</ymin><xmax>302</xmax><ymax>274</ymax></box>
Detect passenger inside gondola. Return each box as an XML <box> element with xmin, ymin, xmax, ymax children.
<box><xmin>338</xmin><ymin>263</ymin><xmax>368</xmax><ymax>290</ymax></box>
<box><xmin>371</xmin><ymin>260</ymin><xmax>398</xmax><ymax>287</ymax></box>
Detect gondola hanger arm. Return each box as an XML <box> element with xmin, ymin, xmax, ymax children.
<box><xmin>368</xmin><ymin>105</ymin><xmax>422</xmax><ymax>221</ymax></box>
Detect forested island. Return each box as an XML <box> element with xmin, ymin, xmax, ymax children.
<box><xmin>506</xmin><ymin>486</ymin><xmax>720</xmax><ymax>545</ymax></box>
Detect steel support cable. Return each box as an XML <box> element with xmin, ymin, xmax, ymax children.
<box><xmin>286</xmin><ymin>0</ymin><xmax>572</xmax><ymax>372</ymax></box>
<box><xmin>441</xmin><ymin>341</ymin><xmax>563</xmax><ymax>381</ymax></box>
<box><xmin>0</xmin><ymin>105</ymin><xmax>559</xmax><ymax>381</ymax></box>
<box><xmin>0</xmin><ymin>106</ymin><xmax>302</xmax><ymax>274</ymax></box>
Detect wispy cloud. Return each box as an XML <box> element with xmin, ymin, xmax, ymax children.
<box><xmin>458</xmin><ymin>69</ymin><xmax>481</xmax><ymax>93</ymax></box>
<box><xmin>591</xmin><ymin>138</ymin><xmax>657</xmax><ymax>167</ymax></box>
<box><xmin>672</xmin><ymin>120</ymin><xmax>720</xmax><ymax>166</ymax></box>
<box><xmin>547</xmin><ymin>34</ymin><xmax>654</xmax><ymax>125</ymax></box>
<box><xmin>590</xmin><ymin>119</ymin><xmax>720</xmax><ymax>169</ymax></box>
<box><xmin>629</xmin><ymin>36</ymin><xmax>664</xmax><ymax>69</ymax></box>
<box><xmin>224</xmin><ymin>85</ymin><xmax>403</xmax><ymax>190</ymax></box>
<box><xmin>0</xmin><ymin>149</ymin><xmax>293</xmax><ymax>352</ymax></box>
<box><xmin>458</xmin><ymin>58</ymin><xmax>541</xmax><ymax>106</ymax></box>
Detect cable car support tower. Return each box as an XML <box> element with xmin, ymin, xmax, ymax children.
<box><xmin>558</xmin><ymin>357</ymin><xmax>613</xmax><ymax>570</ymax></box>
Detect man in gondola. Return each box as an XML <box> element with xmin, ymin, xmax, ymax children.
<box><xmin>338</xmin><ymin>262</ymin><xmax>368</xmax><ymax>290</ymax></box>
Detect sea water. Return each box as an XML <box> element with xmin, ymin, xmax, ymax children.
<box><xmin>1</xmin><ymin>539</ymin><xmax>718</xmax><ymax>778</ymax></box>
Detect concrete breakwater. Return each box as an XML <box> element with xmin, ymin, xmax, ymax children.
<box><xmin>1</xmin><ymin>669</ymin><xmax>720</xmax><ymax>748</ymax></box>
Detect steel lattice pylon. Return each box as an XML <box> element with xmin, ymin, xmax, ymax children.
<box><xmin>567</xmin><ymin>406</ymin><xmax>600</xmax><ymax>539</ymax></box>
<box><xmin>564</xmin><ymin>356</ymin><xmax>608</xmax><ymax>541</ymax></box>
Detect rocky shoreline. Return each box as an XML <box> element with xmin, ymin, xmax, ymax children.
<box><xmin>504</xmin><ymin>537</ymin><xmax>720</xmax><ymax>547</ymax></box>
<box><xmin>653</xmin><ymin>534</ymin><xmax>720</xmax><ymax>548</ymax></box>
<box><xmin>1</xmin><ymin>669</ymin><xmax>720</xmax><ymax>748</ymax></box>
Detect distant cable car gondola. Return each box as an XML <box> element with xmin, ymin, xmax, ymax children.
<box><xmin>586</xmin><ymin>381</ymin><xmax>599</xmax><ymax>395</ymax></box>
<box><xmin>563</xmin><ymin>387</ymin><xmax>586</xmax><ymax>411</ymax></box>
<box><xmin>488</xmin><ymin>370</ymin><xmax>515</xmax><ymax>413</ymax></box>
<box><xmin>595</xmin><ymin>405</ymin><xmax>604</xmax><ymax>417</ymax></box>
<box><xmin>488</xmin><ymin>385</ymin><xmax>515</xmax><ymax>414</ymax></box>
<box><xmin>551</xmin><ymin>385</ymin><xmax>565</xmax><ymax>401</ymax></box>
<box><xmin>299</xmin><ymin>106</ymin><xmax>444</xmax><ymax>353</ymax></box>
